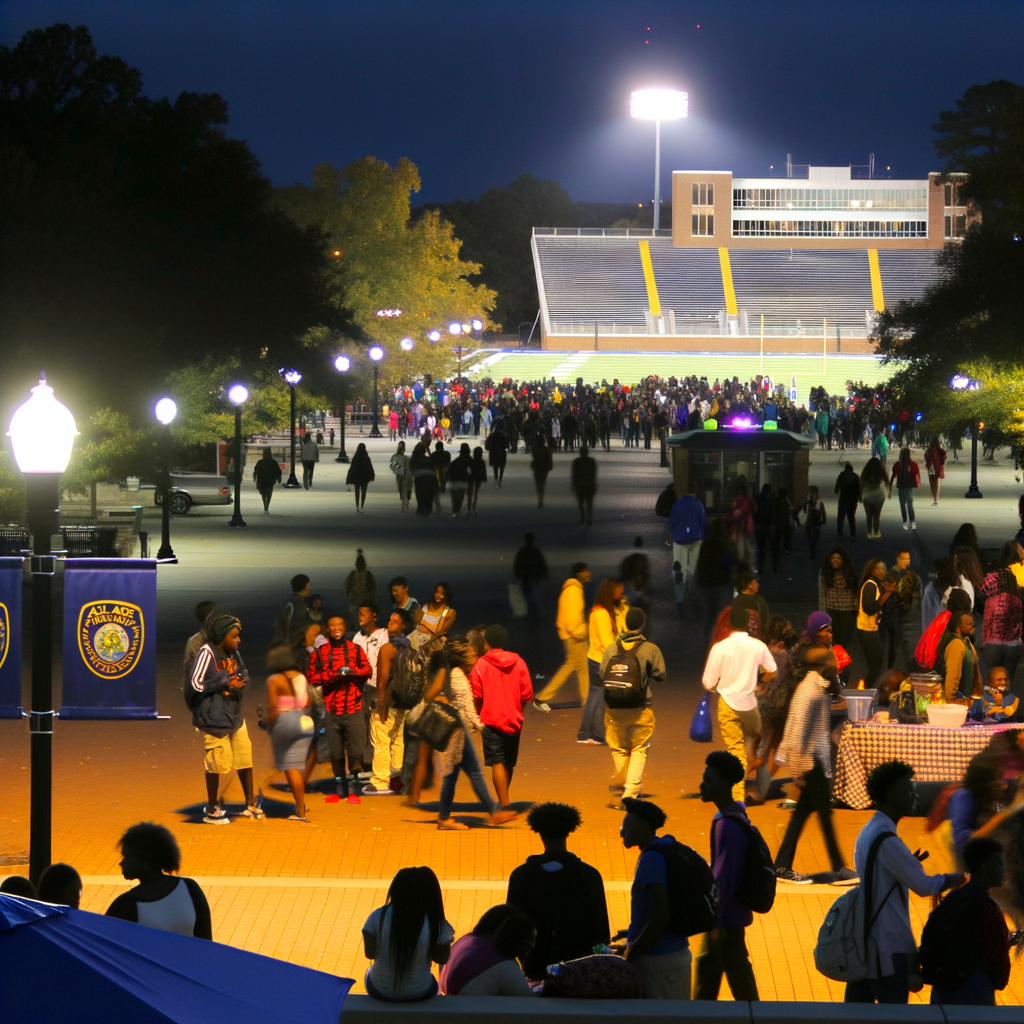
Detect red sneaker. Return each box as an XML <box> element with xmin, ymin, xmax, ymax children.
<box><xmin>324</xmin><ymin>794</ymin><xmax>341</xmax><ymax>803</ymax></box>
<box><xmin>347</xmin><ymin>794</ymin><xmax>362</xmax><ymax>805</ymax></box>
<box><xmin>389</xmin><ymin>777</ymin><xmax>404</xmax><ymax>794</ymax></box>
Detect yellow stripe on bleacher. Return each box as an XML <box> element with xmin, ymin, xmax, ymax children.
<box><xmin>718</xmin><ymin>247</ymin><xmax>738</xmax><ymax>316</ymax></box>
<box><xmin>868</xmin><ymin>248</ymin><xmax>885</xmax><ymax>312</ymax></box>
<box><xmin>638</xmin><ymin>240</ymin><xmax>661</xmax><ymax>315</ymax></box>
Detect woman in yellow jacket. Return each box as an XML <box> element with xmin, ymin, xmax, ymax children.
<box><xmin>577</xmin><ymin>577</ymin><xmax>628</xmax><ymax>743</ymax></box>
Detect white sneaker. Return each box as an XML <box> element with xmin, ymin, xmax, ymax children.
<box><xmin>902</xmin><ymin>522</ymin><xmax>909</xmax><ymax>530</ymax></box>
<box><xmin>911</xmin><ymin>522</ymin><xmax>917</xmax><ymax>530</ymax></box>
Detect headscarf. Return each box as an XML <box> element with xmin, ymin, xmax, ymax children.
<box><xmin>206</xmin><ymin>613</ymin><xmax>241</xmax><ymax>644</ymax></box>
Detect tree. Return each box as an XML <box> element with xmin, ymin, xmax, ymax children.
<box><xmin>875</xmin><ymin>80</ymin><xmax>1024</xmax><ymax>442</ymax></box>
<box><xmin>275</xmin><ymin>158</ymin><xmax>495</xmax><ymax>388</ymax></box>
<box><xmin>0</xmin><ymin>24</ymin><xmax>336</xmax><ymax>406</ymax></box>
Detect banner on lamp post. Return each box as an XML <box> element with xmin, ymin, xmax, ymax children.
<box><xmin>60</xmin><ymin>559</ymin><xmax>157</xmax><ymax>719</ymax></box>
<box><xmin>0</xmin><ymin>557</ymin><xmax>24</xmax><ymax>719</ymax></box>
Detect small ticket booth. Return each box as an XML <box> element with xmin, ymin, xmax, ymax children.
<box><xmin>669</xmin><ymin>425</ymin><xmax>815</xmax><ymax>512</ymax></box>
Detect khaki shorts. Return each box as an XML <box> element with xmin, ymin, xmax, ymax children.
<box><xmin>201</xmin><ymin>720</ymin><xmax>253</xmax><ymax>774</ymax></box>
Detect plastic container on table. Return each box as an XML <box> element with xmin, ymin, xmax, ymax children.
<box><xmin>926</xmin><ymin>703</ymin><xmax>969</xmax><ymax>728</ymax></box>
<box><xmin>842</xmin><ymin>690</ymin><xmax>877</xmax><ymax>723</ymax></box>
<box><xmin>910</xmin><ymin>673</ymin><xmax>943</xmax><ymax>716</ymax></box>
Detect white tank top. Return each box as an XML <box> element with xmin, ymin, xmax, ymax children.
<box><xmin>419</xmin><ymin>605</ymin><xmax>449</xmax><ymax>631</ymax></box>
<box><xmin>135</xmin><ymin>878</ymin><xmax>196</xmax><ymax>936</ymax></box>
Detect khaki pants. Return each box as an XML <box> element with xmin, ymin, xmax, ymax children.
<box><xmin>605</xmin><ymin>706</ymin><xmax>655</xmax><ymax>799</ymax></box>
<box><xmin>717</xmin><ymin>699</ymin><xmax>761</xmax><ymax>802</ymax></box>
<box><xmin>537</xmin><ymin>637</ymin><xmax>589</xmax><ymax>704</ymax></box>
<box><xmin>633</xmin><ymin>949</ymin><xmax>692</xmax><ymax>1000</ymax></box>
<box><xmin>369</xmin><ymin>708</ymin><xmax>405</xmax><ymax>789</ymax></box>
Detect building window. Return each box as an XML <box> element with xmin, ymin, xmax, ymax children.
<box><xmin>691</xmin><ymin>182</ymin><xmax>715</xmax><ymax>236</ymax></box>
<box><xmin>731</xmin><ymin>187</ymin><xmax>927</xmax><ymax>212</ymax></box>
<box><xmin>944</xmin><ymin>181</ymin><xmax>966</xmax><ymax>207</ymax></box>
<box><xmin>732</xmin><ymin>219</ymin><xmax>927</xmax><ymax>238</ymax></box>
<box><xmin>945</xmin><ymin>214</ymin><xmax>967</xmax><ymax>239</ymax></box>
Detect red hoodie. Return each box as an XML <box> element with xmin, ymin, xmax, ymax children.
<box><xmin>470</xmin><ymin>648</ymin><xmax>533</xmax><ymax>734</ymax></box>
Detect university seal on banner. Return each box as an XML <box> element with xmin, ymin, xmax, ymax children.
<box><xmin>0</xmin><ymin>603</ymin><xmax>8</xmax><ymax>672</ymax></box>
<box><xmin>78</xmin><ymin>601</ymin><xmax>144</xmax><ymax>678</ymax></box>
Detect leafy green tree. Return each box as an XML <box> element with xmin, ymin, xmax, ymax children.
<box><xmin>0</xmin><ymin>23</ymin><xmax>336</xmax><ymax>406</ymax></box>
<box><xmin>275</xmin><ymin>158</ymin><xmax>495</xmax><ymax>388</ymax></box>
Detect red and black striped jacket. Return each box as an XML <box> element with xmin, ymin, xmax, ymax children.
<box><xmin>311</xmin><ymin>639</ymin><xmax>370</xmax><ymax>714</ymax></box>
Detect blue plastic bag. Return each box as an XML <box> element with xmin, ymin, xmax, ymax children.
<box><xmin>689</xmin><ymin>692</ymin><xmax>713</xmax><ymax>742</ymax></box>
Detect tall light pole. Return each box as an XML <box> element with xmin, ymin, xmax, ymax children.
<box><xmin>281</xmin><ymin>369</ymin><xmax>302</xmax><ymax>488</ymax></box>
<box><xmin>449</xmin><ymin>322</ymin><xmax>463</xmax><ymax>383</ymax></box>
<box><xmin>227</xmin><ymin>384</ymin><xmax>248</xmax><ymax>527</ymax></box>
<box><xmin>951</xmin><ymin>374</ymin><xmax>983</xmax><ymax>499</ymax></box>
<box><xmin>630</xmin><ymin>88</ymin><xmax>688</xmax><ymax>231</ymax></box>
<box><xmin>154</xmin><ymin>397</ymin><xmax>178</xmax><ymax>563</ymax></box>
<box><xmin>334</xmin><ymin>355</ymin><xmax>351</xmax><ymax>463</ymax></box>
<box><xmin>7</xmin><ymin>376</ymin><xmax>78</xmax><ymax>884</ymax></box>
<box><xmin>368</xmin><ymin>346</ymin><xmax>384</xmax><ymax>438</ymax></box>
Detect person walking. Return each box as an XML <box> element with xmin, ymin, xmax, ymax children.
<box><xmin>797</xmin><ymin>485</ymin><xmax>826</xmax><ymax>560</ymax></box>
<box><xmin>300</xmin><ymin>433</ymin><xmax>319</xmax><ymax>490</ymax></box>
<box><xmin>485</xmin><ymin>424</ymin><xmax>509</xmax><ymax>487</ymax></box>
<box><xmin>620</xmin><ymin>799</ymin><xmax>693</xmax><ymax>999</ymax></box>
<box><xmin>702</xmin><ymin>604</ymin><xmax>776</xmax><ymax>802</ymax></box>
<box><xmin>857</xmin><ymin>557</ymin><xmax>895</xmax><ymax>686</ymax></box>
<box><xmin>186</xmin><ymin>613</ymin><xmax>262</xmax><ymax>824</ymax></box>
<box><xmin>506</xmin><ymin>803</ymin><xmax>610</xmax><ymax>980</ymax></box>
<box><xmin>468</xmin><ymin>446</ymin><xmax>487</xmax><ymax>514</ymax></box>
<box><xmin>512</xmin><ymin>532</ymin><xmax>548</xmax><ymax>619</ymax></box>
<box><xmin>834</xmin><ymin>463</ymin><xmax>860</xmax><ymax>537</ymax></box>
<box><xmin>447</xmin><ymin>442</ymin><xmax>472</xmax><ymax>517</ymax></box>
<box><xmin>252</xmin><ymin>447</ymin><xmax>282</xmax><ymax>515</ymax></box>
<box><xmin>925</xmin><ymin>436</ymin><xmax>947</xmax><ymax>506</ymax></box>
<box><xmin>860</xmin><ymin>456</ymin><xmax>887</xmax><ymax>538</ymax></box>
<box><xmin>578</xmin><ymin>577</ymin><xmax>628</xmax><ymax>744</ymax></box>
<box><xmin>571</xmin><ymin>446</ymin><xmax>598</xmax><ymax>525</ymax></box>
<box><xmin>430</xmin><ymin>440</ymin><xmax>451</xmax><ymax>513</ymax></box>
<box><xmin>533</xmin><ymin>563</ymin><xmax>591</xmax><ymax>711</ymax></box>
<box><xmin>410</xmin><ymin>442</ymin><xmax>438</xmax><ymax>516</ymax></box>
<box><xmin>695</xmin><ymin>750</ymin><xmax>760</xmax><ymax>1000</ymax></box>
<box><xmin>773</xmin><ymin>644</ymin><xmax>856</xmax><ymax>884</ymax></box>
<box><xmin>106</xmin><ymin>823</ymin><xmax>212</xmax><ymax>938</ymax></box>
<box><xmin>818</xmin><ymin>547</ymin><xmax>858</xmax><ymax>649</ymax></box>
<box><xmin>469</xmin><ymin>625</ymin><xmax>533</xmax><ymax>815</ymax></box>
<box><xmin>389</xmin><ymin>440</ymin><xmax>412</xmax><ymax>512</ymax></box>
<box><xmin>871</xmin><ymin>429</ymin><xmax>889</xmax><ymax>469</ymax></box>
<box><xmin>889</xmin><ymin>447</ymin><xmax>921</xmax><ymax>530</ymax></box>
<box><xmin>343</xmin><ymin>549</ymin><xmax>377</xmax><ymax>624</ymax></box>
<box><xmin>530</xmin><ymin>435</ymin><xmax>553</xmax><ymax>508</ymax></box>
<box><xmin>844</xmin><ymin>760</ymin><xmax>964</xmax><ymax>1004</ymax></box>
<box><xmin>670</xmin><ymin>490</ymin><xmax>707</xmax><ymax>602</ymax></box>
<box><xmin>602</xmin><ymin>608</ymin><xmax>665</xmax><ymax>808</ymax></box>
<box><xmin>346</xmin><ymin>443</ymin><xmax>375</xmax><ymax>513</ymax></box>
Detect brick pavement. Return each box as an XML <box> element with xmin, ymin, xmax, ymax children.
<box><xmin>2</xmin><ymin>436</ymin><xmax>1023</xmax><ymax>1002</ymax></box>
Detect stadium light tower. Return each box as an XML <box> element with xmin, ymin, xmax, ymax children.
<box><xmin>630</xmin><ymin>88</ymin><xmax>688</xmax><ymax>231</ymax></box>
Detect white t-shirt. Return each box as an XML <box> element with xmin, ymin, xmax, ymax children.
<box><xmin>702</xmin><ymin>631</ymin><xmax>776</xmax><ymax>712</ymax></box>
<box><xmin>363</xmin><ymin>905</ymin><xmax>455</xmax><ymax>1000</ymax></box>
<box><xmin>354</xmin><ymin>627</ymin><xmax>390</xmax><ymax>687</ymax></box>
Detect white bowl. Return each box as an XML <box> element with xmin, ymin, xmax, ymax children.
<box><xmin>926</xmin><ymin>703</ymin><xmax>968</xmax><ymax>728</ymax></box>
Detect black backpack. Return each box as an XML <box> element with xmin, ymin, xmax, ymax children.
<box><xmin>652</xmin><ymin>839</ymin><xmax>718</xmax><ymax>936</ymax></box>
<box><xmin>388</xmin><ymin>637</ymin><xmax>445</xmax><ymax>710</ymax></box>
<box><xmin>920</xmin><ymin>885</ymin><xmax>990</xmax><ymax>990</ymax></box>
<box><xmin>711</xmin><ymin>811</ymin><xmax>777</xmax><ymax>914</ymax></box>
<box><xmin>602</xmin><ymin>643</ymin><xmax>646</xmax><ymax>709</ymax></box>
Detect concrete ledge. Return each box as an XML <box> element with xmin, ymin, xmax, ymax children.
<box><xmin>341</xmin><ymin>994</ymin><xmax>1020</xmax><ymax>1024</ymax></box>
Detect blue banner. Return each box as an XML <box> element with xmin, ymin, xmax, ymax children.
<box><xmin>0</xmin><ymin>558</ymin><xmax>24</xmax><ymax>719</ymax></box>
<box><xmin>60</xmin><ymin>559</ymin><xmax>157</xmax><ymax>719</ymax></box>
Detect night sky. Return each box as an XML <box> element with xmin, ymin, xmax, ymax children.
<box><xmin>2</xmin><ymin>1</ymin><xmax>1021</xmax><ymax>205</ymax></box>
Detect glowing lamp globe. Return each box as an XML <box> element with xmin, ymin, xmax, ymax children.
<box><xmin>154</xmin><ymin>397</ymin><xmax>177</xmax><ymax>425</ymax></box>
<box><xmin>228</xmin><ymin>384</ymin><xmax>249</xmax><ymax>405</ymax></box>
<box><xmin>334</xmin><ymin>355</ymin><xmax>351</xmax><ymax>373</ymax></box>
<box><xmin>7</xmin><ymin>377</ymin><xmax>79</xmax><ymax>474</ymax></box>
<box><xmin>428</xmin><ymin>330</ymin><xmax>441</xmax><ymax>343</ymax></box>
<box><xmin>368</xmin><ymin>346</ymin><xmax>385</xmax><ymax>362</ymax></box>
<box><xmin>448</xmin><ymin>323</ymin><xmax>461</xmax><ymax>336</ymax></box>
<box><xmin>400</xmin><ymin>338</ymin><xmax>414</xmax><ymax>351</ymax></box>
<box><xmin>472</xmin><ymin>319</ymin><xmax>483</xmax><ymax>332</ymax></box>
<box><xmin>630</xmin><ymin>88</ymin><xmax>688</xmax><ymax>121</ymax></box>
<box><xmin>283</xmin><ymin>369</ymin><xmax>302</xmax><ymax>386</ymax></box>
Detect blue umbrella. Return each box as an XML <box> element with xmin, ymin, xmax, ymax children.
<box><xmin>0</xmin><ymin>893</ymin><xmax>352</xmax><ymax>1024</ymax></box>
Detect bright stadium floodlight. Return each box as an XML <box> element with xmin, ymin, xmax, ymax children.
<box><xmin>630</xmin><ymin>88</ymin><xmax>689</xmax><ymax>231</ymax></box>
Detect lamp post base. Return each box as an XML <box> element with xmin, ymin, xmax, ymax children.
<box><xmin>284</xmin><ymin>475</ymin><xmax>301</xmax><ymax>488</ymax></box>
<box><xmin>228</xmin><ymin>515</ymin><xmax>247</xmax><ymax>528</ymax></box>
<box><xmin>335</xmin><ymin>451</ymin><xmax>349</xmax><ymax>463</ymax></box>
<box><xmin>368</xmin><ymin>427</ymin><xmax>382</xmax><ymax>438</ymax></box>
<box><xmin>155</xmin><ymin>547</ymin><xmax>178</xmax><ymax>562</ymax></box>
<box><xmin>965</xmin><ymin>487</ymin><xmax>983</xmax><ymax>499</ymax></box>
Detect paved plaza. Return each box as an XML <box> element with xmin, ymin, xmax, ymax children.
<box><xmin>1</xmin><ymin>431</ymin><xmax>1023</xmax><ymax>1002</ymax></box>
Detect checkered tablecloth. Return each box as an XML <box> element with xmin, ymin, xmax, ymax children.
<box><xmin>832</xmin><ymin>721</ymin><xmax>1024</xmax><ymax>810</ymax></box>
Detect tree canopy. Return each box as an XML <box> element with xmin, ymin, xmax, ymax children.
<box><xmin>0</xmin><ymin>23</ymin><xmax>336</xmax><ymax>409</ymax></box>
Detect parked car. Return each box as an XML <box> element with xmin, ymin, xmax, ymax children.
<box><xmin>151</xmin><ymin>473</ymin><xmax>231</xmax><ymax>515</ymax></box>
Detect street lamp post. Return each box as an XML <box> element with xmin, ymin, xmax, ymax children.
<box><xmin>227</xmin><ymin>384</ymin><xmax>248</xmax><ymax>527</ymax></box>
<box><xmin>368</xmin><ymin>346</ymin><xmax>384</xmax><ymax>438</ymax></box>
<box><xmin>950</xmin><ymin>374</ymin><xmax>983</xmax><ymax>499</ymax></box>
<box><xmin>282</xmin><ymin>369</ymin><xmax>302</xmax><ymax>487</ymax></box>
<box><xmin>154</xmin><ymin>397</ymin><xmax>178</xmax><ymax>562</ymax></box>
<box><xmin>334</xmin><ymin>355</ymin><xmax>350</xmax><ymax>463</ymax></box>
<box><xmin>7</xmin><ymin>376</ymin><xmax>78</xmax><ymax>884</ymax></box>
<box><xmin>630</xmin><ymin>88</ymin><xmax>688</xmax><ymax>231</ymax></box>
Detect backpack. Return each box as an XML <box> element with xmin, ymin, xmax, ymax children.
<box><xmin>388</xmin><ymin>637</ymin><xmax>445</xmax><ymax>710</ymax></box>
<box><xmin>814</xmin><ymin>832</ymin><xmax>898</xmax><ymax>982</ymax></box>
<box><xmin>652</xmin><ymin>839</ymin><xmax>718</xmax><ymax>937</ymax></box>
<box><xmin>711</xmin><ymin>811</ymin><xmax>776</xmax><ymax>914</ymax></box>
<box><xmin>602</xmin><ymin>643</ymin><xmax>647</xmax><ymax>709</ymax></box>
<box><xmin>914</xmin><ymin>611</ymin><xmax>950</xmax><ymax>670</ymax></box>
<box><xmin>919</xmin><ymin>886</ymin><xmax>990</xmax><ymax>990</ymax></box>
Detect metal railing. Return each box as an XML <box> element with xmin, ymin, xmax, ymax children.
<box><xmin>533</xmin><ymin>227</ymin><xmax>673</xmax><ymax>238</ymax></box>
<box><xmin>549</xmin><ymin>319</ymin><xmax>875</xmax><ymax>338</ymax></box>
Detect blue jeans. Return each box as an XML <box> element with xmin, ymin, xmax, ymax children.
<box><xmin>438</xmin><ymin>730</ymin><xmax>496</xmax><ymax>819</ymax></box>
<box><xmin>577</xmin><ymin>661</ymin><xmax>607</xmax><ymax>741</ymax></box>
<box><xmin>898</xmin><ymin>487</ymin><xmax>915</xmax><ymax>523</ymax></box>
